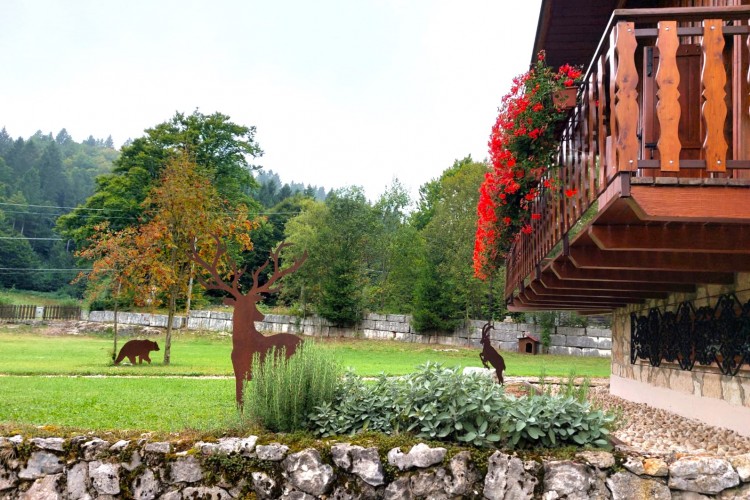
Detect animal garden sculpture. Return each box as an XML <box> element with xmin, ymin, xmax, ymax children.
<box><xmin>192</xmin><ymin>237</ymin><xmax>307</xmax><ymax>407</ymax></box>
<box><xmin>114</xmin><ymin>339</ymin><xmax>160</xmax><ymax>365</ymax></box>
<box><xmin>479</xmin><ymin>322</ymin><xmax>506</xmax><ymax>384</ymax></box>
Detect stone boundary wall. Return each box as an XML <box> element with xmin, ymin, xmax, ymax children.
<box><xmin>1</xmin><ymin>435</ymin><xmax>748</xmax><ymax>499</ymax></box>
<box><xmin>86</xmin><ymin>311</ymin><xmax>612</xmax><ymax>357</ymax></box>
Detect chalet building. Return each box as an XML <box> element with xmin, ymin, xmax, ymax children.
<box><xmin>507</xmin><ymin>0</ymin><xmax>750</xmax><ymax>435</ymax></box>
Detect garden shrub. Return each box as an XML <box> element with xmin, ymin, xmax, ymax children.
<box><xmin>309</xmin><ymin>371</ymin><xmax>398</xmax><ymax>436</ymax></box>
<box><xmin>244</xmin><ymin>341</ymin><xmax>341</xmax><ymax>432</ymax></box>
<box><xmin>309</xmin><ymin>362</ymin><xmax>616</xmax><ymax>449</ymax></box>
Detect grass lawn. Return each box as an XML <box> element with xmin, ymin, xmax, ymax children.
<box><xmin>0</xmin><ymin>325</ymin><xmax>611</xmax><ymax>432</ymax></box>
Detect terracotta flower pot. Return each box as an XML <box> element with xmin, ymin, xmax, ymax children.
<box><xmin>553</xmin><ymin>87</ymin><xmax>578</xmax><ymax>109</ymax></box>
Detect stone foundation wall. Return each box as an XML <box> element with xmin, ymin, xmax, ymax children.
<box><xmin>1</xmin><ymin>434</ymin><xmax>748</xmax><ymax>499</ymax></box>
<box><xmin>86</xmin><ymin>311</ymin><xmax>612</xmax><ymax>357</ymax></box>
<box><xmin>610</xmin><ymin>273</ymin><xmax>750</xmax><ymax>436</ymax></box>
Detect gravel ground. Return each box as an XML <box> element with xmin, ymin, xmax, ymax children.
<box><xmin>504</xmin><ymin>376</ymin><xmax>750</xmax><ymax>458</ymax></box>
<box><xmin>589</xmin><ymin>384</ymin><xmax>750</xmax><ymax>458</ymax></box>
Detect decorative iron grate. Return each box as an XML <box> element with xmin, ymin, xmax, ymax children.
<box><xmin>631</xmin><ymin>294</ymin><xmax>750</xmax><ymax>376</ymax></box>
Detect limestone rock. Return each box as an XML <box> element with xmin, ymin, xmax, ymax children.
<box><xmin>20</xmin><ymin>473</ymin><xmax>63</xmax><ymax>500</ymax></box>
<box><xmin>280</xmin><ymin>490</ymin><xmax>316</xmax><ymax>499</ymax></box>
<box><xmin>576</xmin><ymin>451</ymin><xmax>615</xmax><ymax>469</ymax></box>
<box><xmin>159</xmin><ymin>489</ymin><xmax>183</xmax><ymax>500</ymax></box>
<box><xmin>717</xmin><ymin>482</ymin><xmax>750</xmax><ymax>499</ymax></box>
<box><xmin>410</xmin><ymin>468</ymin><xmax>447</xmax><ymax>497</ymax></box>
<box><xmin>330</xmin><ymin>478</ymin><xmax>380</xmax><ymax>499</ymax></box>
<box><xmin>331</xmin><ymin>444</ymin><xmax>384</xmax><ymax>486</ymax></box>
<box><xmin>670</xmin><ymin>492</ymin><xmax>712</xmax><ymax>499</ymax></box>
<box><xmin>383</xmin><ymin>476</ymin><xmax>411</xmax><ymax>500</ymax></box>
<box><xmin>282</xmin><ymin>448</ymin><xmax>335</xmax><ymax>497</ymax></box>
<box><xmin>143</xmin><ymin>441</ymin><xmax>171</xmax><ymax>454</ymax></box>
<box><xmin>0</xmin><ymin>465</ymin><xmax>17</xmax><ymax>491</ymax></box>
<box><xmin>387</xmin><ymin>443</ymin><xmax>446</xmax><ymax>471</ymax></box>
<box><xmin>445</xmin><ymin>450</ymin><xmax>479</xmax><ymax>497</ymax></box>
<box><xmin>169</xmin><ymin>455</ymin><xmax>203</xmax><ymax>484</ymax></box>
<box><xmin>484</xmin><ymin>451</ymin><xmax>537</xmax><ymax>500</ymax></box>
<box><xmin>109</xmin><ymin>440</ymin><xmax>130</xmax><ymax>452</ymax></box>
<box><xmin>606</xmin><ymin>471</ymin><xmax>670</xmax><ymax>500</ymax></box>
<box><xmin>643</xmin><ymin>458</ymin><xmax>669</xmax><ymax>477</ymax></box>
<box><xmin>88</xmin><ymin>461</ymin><xmax>120</xmax><ymax>496</ymax></box>
<box><xmin>31</xmin><ymin>437</ymin><xmax>65</xmax><ymax>452</ymax></box>
<box><xmin>18</xmin><ymin>451</ymin><xmax>65</xmax><ymax>479</ymax></box>
<box><xmin>543</xmin><ymin>460</ymin><xmax>610</xmax><ymax>500</ymax></box>
<box><xmin>181</xmin><ymin>486</ymin><xmax>231</xmax><ymax>499</ymax></box>
<box><xmin>81</xmin><ymin>438</ymin><xmax>110</xmax><ymax>460</ymax></box>
<box><xmin>623</xmin><ymin>456</ymin><xmax>645</xmax><ymax>475</ymax></box>
<box><xmin>240</xmin><ymin>435</ymin><xmax>258</xmax><ymax>455</ymax></box>
<box><xmin>257</xmin><ymin>443</ymin><xmax>289</xmax><ymax>461</ymax></box>
<box><xmin>8</xmin><ymin>435</ymin><xmax>23</xmax><ymax>445</ymax></box>
<box><xmin>121</xmin><ymin>447</ymin><xmax>143</xmax><ymax>472</ymax></box>
<box><xmin>194</xmin><ymin>441</ymin><xmax>220</xmax><ymax>455</ymax></box>
<box><xmin>66</xmin><ymin>462</ymin><xmax>90</xmax><ymax>500</ymax></box>
<box><xmin>252</xmin><ymin>471</ymin><xmax>278</xmax><ymax>499</ymax></box>
<box><xmin>132</xmin><ymin>468</ymin><xmax>161</xmax><ymax>500</ymax></box>
<box><xmin>729</xmin><ymin>453</ymin><xmax>750</xmax><ymax>483</ymax></box>
<box><xmin>669</xmin><ymin>456</ymin><xmax>740</xmax><ymax>494</ymax></box>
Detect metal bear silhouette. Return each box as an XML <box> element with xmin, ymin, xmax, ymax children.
<box><xmin>479</xmin><ymin>322</ymin><xmax>506</xmax><ymax>384</ymax></box>
<box><xmin>192</xmin><ymin>237</ymin><xmax>307</xmax><ymax>408</ymax></box>
<box><xmin>114</xmin><ymin>339</ymin><xmax>160</xmax><ymax>365</ymax></box>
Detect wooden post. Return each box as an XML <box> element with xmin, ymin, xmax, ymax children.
<box><xmin>656</xmin><ymin>21</ymin><xmax>681</xmax><ymax>172</ymax></box>
<box><xmin>614</xmin><ymin>21</ymin><xmax>639</xmax><ymax>172</ymax></box>
<box><xmin>702</xmin><ymin>19</ymin><xmax>728</xmax><ymax>173</ymax></box>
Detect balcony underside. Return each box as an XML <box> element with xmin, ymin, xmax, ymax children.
<box><xmin>508</xmin><ymin>174</ymin><xmax>750</xmax><ymax>313</ymax></box>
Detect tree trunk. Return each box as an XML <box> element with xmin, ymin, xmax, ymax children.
<box><xmin>112</xmin><ymin>280</ymin><xmax>122</xmax><ymax>361</ymax></box>
<box><xmin>185</xmin><ymin>260</ymin><xmax>195</xmax><ymax>317</ymax></box>
<box><xmin>164</xmin><ymin>292</ymin><xmax>176</xmax><ymax>365</ymax></box>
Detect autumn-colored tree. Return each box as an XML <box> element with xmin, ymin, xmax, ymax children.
<box><xmin>78</xmin><ymin>153</ymin><xmax>257</xmax><ymax>365</ymax></box>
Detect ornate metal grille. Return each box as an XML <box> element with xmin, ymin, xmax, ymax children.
<box><xmin>630</xmin><ymin>294</ymin><xmax>750</xmax><ymax>376</ymax></box>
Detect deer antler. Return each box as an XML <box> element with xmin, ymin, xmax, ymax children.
<box><xmin>252</xmin><ymin>242</ymin><xmax>308</xmax><ymax>295</ymax></box>
<box><xmin>191</xmin><ymin>233</ymin><xmax>244</xmax><ymax>299</ymax></box>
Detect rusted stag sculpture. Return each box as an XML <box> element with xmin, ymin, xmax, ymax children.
<box><xmin>192</xmin><ymin>237</ymin><xmax>307</xmax><ymax>407</ymax></box>
<box><xmin>479</xmin><ymin>322</ymin><xmax>506</xmax><ymax>384</ymax></box>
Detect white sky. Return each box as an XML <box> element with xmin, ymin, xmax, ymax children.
<box><xmin>0</xmin><ymin>0</ymin><xmax>541</xmax><ymax>202</ymax></box>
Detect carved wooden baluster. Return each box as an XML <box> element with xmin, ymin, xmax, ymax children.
<box><xmin>608</xmin><ymin>27</ymin><xmax>618</xmax><ymax>178</ymax></box>
<box><xmin>614</xmin><ymin>21</ymin><xmax>639</xmax><ymax>172</ymax></box>
<box><xmin>656</xmin><ymin>21</ymin><xmax>681</xmax><ymax>172</ymax></box>
<box><xmin>702</xmin><ymin>19</ymin><xmax>728</xmax><ymax>173</ymax></box>
<box><xmin>596</xmin><ymin>54</ymin><xmax>607</xmax><ymax>187</ymax></box>
<box><xmin>587</xmin><ymin>70</ymin><xmax>597</xmax><ymax>202</ymax></box>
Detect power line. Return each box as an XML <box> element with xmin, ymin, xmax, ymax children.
<box><xmin>0</xmin><ymin>201</ymin><xmax>125</xmax><ymax>211</ymax></box>
<box><xmin>0</xmin><ymin>237</ymin><xmax>63</xmax><ymax>241</ymax></box>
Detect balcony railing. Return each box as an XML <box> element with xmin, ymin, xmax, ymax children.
<box><xmin>505</xmin><ymin>6</ymin><xmax>750</xmax><ymax>302</ymax></box>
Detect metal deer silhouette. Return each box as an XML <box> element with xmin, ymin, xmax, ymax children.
<box><xmin>479</xmin><ymin>322</ymin><xmax>506</xmax><ymax>384</ymax></box>
<box><xmin>192</xmin><ymin>236</ymin><xmax>307</xmax><ymax>407</ymax></box>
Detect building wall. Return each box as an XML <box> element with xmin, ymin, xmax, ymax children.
<box><xmin>610</xmin><ymin>273</ymin><xmax>750</xmax><ymax>436</ymax></box>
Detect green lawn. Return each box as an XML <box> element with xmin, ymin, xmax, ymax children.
<box><xmin>0</xmin><ymin>327</ymin><xmax>610</xmax><ymax>433</ymax></box>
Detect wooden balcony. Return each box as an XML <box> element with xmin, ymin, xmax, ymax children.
<box><xmin>506</xmin><ymin>6</ymin><xmax>750</xmax><ymax>313</ymax></box>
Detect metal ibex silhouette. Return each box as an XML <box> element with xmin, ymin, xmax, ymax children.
<box><xmin>479</xmin><ymin>322</ymin><xmax>506</xmax><ymax>384</ymax></box>
<box><xmin>192</xmin><ymin>236</ymin><xmax>307</xmax><ymax>407</ymax></box>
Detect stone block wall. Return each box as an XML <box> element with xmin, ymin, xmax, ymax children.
<box><xmin>86</xmin><ymin>310</ymin><xmax>612</xmax><ymax>357</ymax></box>
<box><xmin>610</xmin><ymin>273</ymin><xmax>750</xmax><ymax>437</ymax></box>
<box><xmin>1</xmin><ymin>434</ymin><xmax>748</xmax><ymax>499</ymax></box>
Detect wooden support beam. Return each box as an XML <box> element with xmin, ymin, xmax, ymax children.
<box><xmin>514</xmin><ymin>293</ymin><xmax>616</xmax><ymax>311</ymax></box>
<box><xmin>588</xmin><ymin>224</ymin><xmax>750</xmax><ymax>253</ymax></box>
<box><xmin>628</xmin><ymin>186</ymin><xmax>750</xmax><ymax>222</ymax></box>
<box><xmin>524</xmin><ymin>289</ymin><xmax>628</xmax><ymax>307</ymax></box>
<box><xmin>530</xmin><ymin>280</ymin><xmax>664</xmax><ymax>300</ymax></box>
<box><xmin>552</xmin><ymin>259</ymin><xmax>735</xmax><ymax>284</ymax></box>
<box><xmin>540</xmin><ymin>270</ymin><xmax>695</xmax><ymax>293</ymax></box>
<box><xmin>568</xmin><ymin>246</ymin><xmax>750</xmax><ymax>272</ymax></box>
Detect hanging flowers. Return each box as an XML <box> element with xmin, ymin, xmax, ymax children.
<box><xmin>474</xmin><ymin>51</ymin><xmax>583</xmax><ymax>280</ymax></box>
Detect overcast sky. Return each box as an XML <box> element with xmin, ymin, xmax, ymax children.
<box><xmin>1</xmin><ymin>0</ymin><xmax>541</xmax><ymax>202</ymax></box>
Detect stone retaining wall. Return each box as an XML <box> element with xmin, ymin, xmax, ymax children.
<box><xmin>86</xmin><ymin>310</ymin><xmax>612</xmax><ymax>357</ymax></box>
<box><xmin>1</xmin><ymin>435</ymin><xmax>748</xmax><ymax>499</ymax></box>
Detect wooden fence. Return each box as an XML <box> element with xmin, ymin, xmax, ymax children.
<box><xmin>0</xmin><ymin>305</ymin><xmax>81</xmax><ymax>321</ymax></box>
